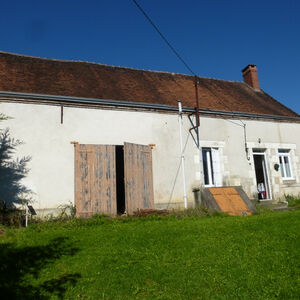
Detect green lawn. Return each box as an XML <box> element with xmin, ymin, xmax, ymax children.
<box><xmin>1</xmin><ymin>210</ymin><xmax>300</xmax><ymax>299</ymax></box>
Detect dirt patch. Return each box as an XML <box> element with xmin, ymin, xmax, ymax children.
<box><xmin>132</xmin><ymin>209</ymin><xmax>169</xmax><ymax>217</ymax></box>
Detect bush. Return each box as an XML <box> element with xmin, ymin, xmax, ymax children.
<box><xmin>285</xmin><ymin>194</ymin><xmax>300</xmax><ymax>207</ymax></box>
<box><xmin>0</xmin><ymin>200</ymin><xmax>24</xmax><ymax>226</ymax></box>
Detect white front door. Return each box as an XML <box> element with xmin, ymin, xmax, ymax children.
<box><xmin>253</xmin><ymin>150</ymin><xmax>271</xmax><ymax>200</ymax></box>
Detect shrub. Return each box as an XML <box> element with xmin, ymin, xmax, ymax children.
<box><xmin>0</xmin><ymin>200</ymin><xmax>24</xmax><ymax>226</ymax></box>
<box><xmin>285</xmin><ymin>194</ymin><xmax>300</xmax><ymax>207</ymax></box>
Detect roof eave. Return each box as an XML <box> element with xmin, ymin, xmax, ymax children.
<box><xmin>0</xmin><ymin>90</ymin><xmax>299</xmax><ymax>122</ymax></box>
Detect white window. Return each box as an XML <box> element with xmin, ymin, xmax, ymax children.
<box><xmin>278</xmin><ymin>149</ymin><xmax>293</xmax><ymax>179</ymax></box>
<box><xmin>202</xmin><ymin>148</ymin><xmax>222</xmax><ymax>186</ymax></box>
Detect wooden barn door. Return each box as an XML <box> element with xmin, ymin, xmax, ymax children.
<box><xmin>75</xmin><ymin>144</ymin><xmax>117</xmax><ymax>217</ymax></box>
<box><xmin>124</xmin><ymin>143</ymin><xmax>154</xmax><ymax>214</ymax></box>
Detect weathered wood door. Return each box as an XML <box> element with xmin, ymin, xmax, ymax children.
<box><xmin>75</xmin><ymin>144</ymin><xmax>117</xmax><ymax>217</ymax></box>
<box><xmin>124</xmin><ymin>142</ymin><xmax>154</xmax><ymax>214</ymax></box>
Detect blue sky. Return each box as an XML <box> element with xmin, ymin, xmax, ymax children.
<box><xmin>1</xmin><ymin>0</ymin><xmax>299</xmax><ymax>113</ymax></box>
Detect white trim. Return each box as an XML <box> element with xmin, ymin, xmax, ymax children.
<box><xmin>206</xmin><ymin>151</ymin><xmax>213</xmax><ymax>186</ymax></box>
<box><xmin>252</xmin><ymin>150</ymin><xmax>272</xmax><ymax>200</ymax></box>
<box><xmin>200</xmin><ymin>141</ymin><xmax>225</xmax><ymax>148</ymax></box>
<box><xmin>202</xmin><ymin>147</ymin><xmax>223</xmax><ymax>187</ymax></box>
<box><xmin>278</xmin><ymin>150</ymin><xmax>294</xmax><ymax>180</ymax></box>
<box><xmin>247</xmin><ymin>142</ymin><xmax>296</xmax><ymax>150</ymax></box>
<box><xmin>211</xmin><ymin>148</ymin><xmax>222</xmax><ymax>187</ymax></box>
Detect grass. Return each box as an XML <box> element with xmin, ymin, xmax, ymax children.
<box><xmin>1</xmin><ymin>210</ymin><xmax>300</xmax><ymax>299</ymax></box>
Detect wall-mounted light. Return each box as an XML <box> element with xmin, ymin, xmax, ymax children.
<box><xmin>274</xmin><ymin>163</ymin><xmax>280</xmax><ymax>171</ymax></box>
<box><xmin>258</xmin><ymin>138</ymin><xmax>261</xmax><ymax>144</ymax></box>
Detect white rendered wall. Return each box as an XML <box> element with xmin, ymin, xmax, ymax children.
<box><xmin>198</xmin><ymin>117</ymin><xmax>300</xmax><ymax>200</ymax></box>
<box><xmin>0</xmin><ymin>101</ymin><xmax>299</xmax><ymax>210</ymax></box>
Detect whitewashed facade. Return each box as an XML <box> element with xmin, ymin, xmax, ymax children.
<box><xmin>1</xmin><ymin>100</ymin><xmax>299</xmax><ymax>213</ymax></box>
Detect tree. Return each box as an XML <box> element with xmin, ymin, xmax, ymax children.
<box><xmin>0</xmin><ymin>115</ymin><xmax>31</xmax><ymax>208</ymax></box>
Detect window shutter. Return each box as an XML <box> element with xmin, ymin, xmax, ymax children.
<box><xmin>211</xmin><ymin>148</ymin><xmax>222</xmax><ymax>187</ymax></box>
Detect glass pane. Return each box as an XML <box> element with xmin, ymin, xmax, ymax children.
<box><xmin>202</xmin><ymin>149</ymin><xmax>209</xmax><ymax>185</ymax></box>
<box><xmin>209</xmin><ymin>151</ymin><xmax>214</xmax><ymax>185</ymax></box>
<box><xmin>278</xmin><ymin>149</ymin><xmax>289</xmax><ymax>153</ymax></box>
<box><xmin>284</xmin><ymin>156</ymin><xmax>291</xmax><ymax>177</ymax></box>
<box><xmin>279</xmin><ymin>156</ymin><xmax>285</xmax><ymax>177</ymax></box>
<box><xmin>253</xmin><ymin>149</ymin><xmax>265</xmax><ymax>153</ymax></box>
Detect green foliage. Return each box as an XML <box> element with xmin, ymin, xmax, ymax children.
<box><xmin>0</xmin><ymin>128</ymin><xmax>31</xmax><ymax>208</ymax></box>
<box><xmin>1</xmin><ymin>210</ymin><xmax>299</xmax><ymax>299</ymax></box>
<box><xmin>170</xmin><ymin>207</ymin><xmax>228</xmax><ymax>218</ymax></box>
<box><xmin>0</xmin><ymin>201</ymin><xmax>24</xmax><ymax>226</ymax></box>
<box><xmin>57</xmin><ymin>201</ymin><xmax>77</xmax><ymax>220</ymax></box>
<box><xmin>254</xmin><ymin>204</ymin><xmax>274</xmax><ymax>215</ymax></box>
<box><xmin>0</xmin><ymin>113</ymin><xmax>10</xmax><ymax>122</ymax></box>
<box><xmin>285</xmin><ymin>194</ymin><xmax>300</xmax><ymax>207</ymax></box>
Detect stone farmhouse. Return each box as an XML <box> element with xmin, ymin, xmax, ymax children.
<box><xmin>0</xmin><ymin>52</ymin><xmax>299</xmax><ymax>216</ymax></box>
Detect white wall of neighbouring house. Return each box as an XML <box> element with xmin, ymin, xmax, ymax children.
<box><xmin>198</xmin><ymin>116</ymin><xmax>300</xmax><ymax>200</ymax></box>
<box><xmin>0</xmin><ymin>101</ymin><xmax>299</xmax><ymax>212</ymax></box>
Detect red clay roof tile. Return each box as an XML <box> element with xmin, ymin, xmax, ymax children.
<box><xmin>0</xmin><ymin>51</ymin><xmax>298</xmax><ymax>118</ymax></box>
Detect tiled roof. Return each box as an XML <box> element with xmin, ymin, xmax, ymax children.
<box><xmin>0</xmin><ymin>51</ymin><xmax>298</xmax><ymax>118</ymax></box>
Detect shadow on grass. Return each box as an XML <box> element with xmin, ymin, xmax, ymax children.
<box><xmin>0</xmin><ymin>237</ymin><xmax>81</xmax><ymax>299</ymax></box>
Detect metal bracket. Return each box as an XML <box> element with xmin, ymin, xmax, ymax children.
<box><xmin>70</xmin><ymin>141</ymin><xmax>79</xmax><ymax>147</ymax></box>
<box><xmin>188</xmin><ymin>111</ymin><xmax>200</xmax><ymax>148</ymax></box>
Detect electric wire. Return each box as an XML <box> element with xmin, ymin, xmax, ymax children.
<box><xmin>132</xmin><ymin>0</ymin><xmax>196</xmax><ymax>76</ymax></box>
<box><xmin>132</xmin><ymin>0</ymin><xmax>247</xmax><ymax>129</ymax></box>
<box><xmin>133</xmin><ymin>0</ymin><xmax>250</xmax><ymax>203</ymax></box>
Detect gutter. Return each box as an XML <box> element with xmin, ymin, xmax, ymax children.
<box><xmin>0</xmin><ymin>90</ymin><xmax>299</xmax><ymax>122</ymax></box>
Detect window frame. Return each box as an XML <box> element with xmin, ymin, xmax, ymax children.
<box><xmin>202</xmin><ymin>147</ymin><xmax>222</xmax><ymax>187</ymax></box>
<box><xmin>202</xmin><ymin>148</ymin><xmax>214</xmax><ymax>186</ymax></box>
<box><xmin>278</xmin><ymin>149</ymin><xmax>293</xmax><ymax>180</ymax></box>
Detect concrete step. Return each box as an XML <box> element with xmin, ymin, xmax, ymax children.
<box><xmin>256</xmin><ymin>200</ymin><xmax>282</xmax><ymax>206</ymax></box>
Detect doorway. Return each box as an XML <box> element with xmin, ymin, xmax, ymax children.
<box><xmin>116</xmin><ymin>145</ymin><xmax>125</xmax><ymax>214</ymax></box>
<box><xmin>253</xmin><ymin>150</ymin><xmax>271</xmax><ymax>200</ymax></box>
<box><xmin>74</xmin><ymin>142</ymin><xmax>154</xmax><ymax>217</ymax></box>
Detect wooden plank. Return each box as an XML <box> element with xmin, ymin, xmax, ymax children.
<box><xmin>75</xmin><ymin>144</ymin><xmax>93</xmax><ymax>217</ymax></box>
<box><xmin>124</xmin><ymin>142</ymin><xmax>154</xmax><ymax>214</ymax></box>
<box><xmin>209</xmin><ymin>187</ymin><xmax>252</xmax><ymax>216</ymax></box>
<box><xmin>94</xmin><ymin>145</ymin><xmax>117</xmax><ymax>215</ymax></box>
<box><xmin>75</xmin><ymin>144</ymin><xmax>116</xmax><ymax>217</ymax></box>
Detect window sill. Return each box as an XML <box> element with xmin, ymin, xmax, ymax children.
<box><xmin>281</xmin><ymin>178</ymin><xmax>297</xmax><ymax>186</ymax></box>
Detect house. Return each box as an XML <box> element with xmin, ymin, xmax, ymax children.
<box><xmin>0</xmin><ymin>51</ymin><xmax>299</xmax><ymax>216</ymax></box>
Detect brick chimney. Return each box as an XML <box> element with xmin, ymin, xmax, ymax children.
<box><xmin>242</xmin><ymin>64</ymin><xmax>260</xmax><ymax>90</ymax></box>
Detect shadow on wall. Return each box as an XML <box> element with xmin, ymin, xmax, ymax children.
<box><xmin>0</xmin><ymin>236</ymin><xmax>81</xmax><ymax>299</ymax></box>
<box><xmin>0</xmin><ymin>128</ymin><xmax>32</xmax><ymax>208</ymax></box>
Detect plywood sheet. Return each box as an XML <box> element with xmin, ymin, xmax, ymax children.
<box><xmin>124</xmin><ymin>142</ymin><xmax>154</xmax><ymax>214</ymax></box>
<box><xmin>209</xmin><ymin>187</ymin><xmax>252</xmax><ymax>216</ymax></box>
<box><xmin>75</xmin><ymin>144</ymin><xmax>117</xmax><ymax>217</ymax></box>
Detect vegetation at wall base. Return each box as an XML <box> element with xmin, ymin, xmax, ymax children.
<box><xmin>0</xmin><ymin>201</ymin><xmax>25</xmax><ymax>226</ymax></box>
<box><xmin>285</xmin><ymin>194</ymin><xmax>300</xmax><ymax>207</ymax></box>
<box><xmin>0</xmin><ymin>210</ymin><xmax>299</xmax><ymax>299</ymax></box>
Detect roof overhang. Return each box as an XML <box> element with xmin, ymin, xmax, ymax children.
<box><xmin>0</xmin><ymin>90</ymin><xmax>299</xmax><ymax>122</ymax></box>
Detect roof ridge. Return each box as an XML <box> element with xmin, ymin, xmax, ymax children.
<box><xmin>0</xmin><ymin>50</ymin><xmax>243</xmax><ymax>84</ymax></box>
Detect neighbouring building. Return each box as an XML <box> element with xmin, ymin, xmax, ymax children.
<box><xmin>0</xmin><ymin>52</ymin><xmax>299</xmax><ymax>216</ymax></box>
